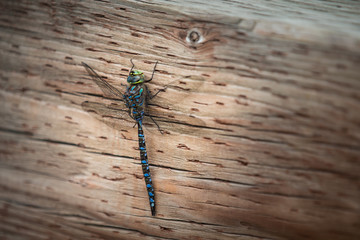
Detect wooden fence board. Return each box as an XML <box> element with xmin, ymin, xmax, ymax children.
<box><xmin>0</xmin><ymin>1</ymin><xmax>359</xmax><ymax>239</ymax></box>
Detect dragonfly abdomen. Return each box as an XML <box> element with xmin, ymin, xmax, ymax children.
<box><xmin>138</xmin><ymin>121</ymin><xmax>155</xmax><ymax>216</ymax></box>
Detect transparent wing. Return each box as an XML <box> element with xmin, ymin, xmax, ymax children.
<box><xmin>82</xmin><ymin>62</ymin><xmax>124</xmax><ymax>99</ymax></box>
<box><xmin>82</xmin><ymin>100</ymin><xmax>205</xmax><ymax>136</ymax></box>
<box><xmin>146</xmin><ymin>74</ymin><xmax>205</xmax><ymax>112</ymax></box>
<box><xmin>81</xmin><ymin>101</ymin><xmax>136</xmax><ymax>131</ymax></box>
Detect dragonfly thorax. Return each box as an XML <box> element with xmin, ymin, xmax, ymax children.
<box><xmin>125</xmin><ymin>84</ymin><xmax>146</xmax><ymax>122</ymax></box>
<box><xmin>127</xmin><ymin>70</ymin><xmax>145</xmax><ymax>84</ymax></box>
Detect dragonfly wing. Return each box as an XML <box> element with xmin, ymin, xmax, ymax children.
<box><xmin>148</xmin><ymin>75</ymin><xmax>205</xmax><ymax>105</ymax></box>
<box><xmin>82</xmin><ymin>62</ymin><xmax>124</xmax><ymax>100</ymax></box>
<box><xmin>146</xmin><ymin>75</ymin><xmax>206</xmax><ymax>123</ymax></box>
<box><xmin>81</xmin><ymin>101</ymin><xmax>136</xmax><ymax>131</ymax></box>
<box><xmin>143</xmin><ymin>75</ymin><xmax>206</xmax><ymax>135</ymax></box>
<box><xmin>143</xmin><ymin>106</ymin><xmax>206</xmax><ymax>135</ymax></box>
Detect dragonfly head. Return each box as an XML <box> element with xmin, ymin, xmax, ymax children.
<box><xmin>127</xmin><ymin>70</ymin><xmax>145</xmax><ymax>84</ymax></box>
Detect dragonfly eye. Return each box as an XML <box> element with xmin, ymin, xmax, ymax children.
<box><xmin>131</xmin><ymin>70</ymin><xmax>143</xmax><ymax>76</ymax></box>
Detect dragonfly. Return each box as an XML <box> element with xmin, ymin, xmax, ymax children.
<box><xmin>81</xmin><ymin>60</ymin><xmax>204</xmax><ymax>216</ymax></box>
<box><xmin>82</xmin><ymin>60</ymin><xmax>165</xmax><ymax>216</ymax></box>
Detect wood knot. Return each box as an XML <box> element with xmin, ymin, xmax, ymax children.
<box><xmin>186</xmin><ymin>29</ymin><xmax>203</xmax><ymax>44</ymax></box>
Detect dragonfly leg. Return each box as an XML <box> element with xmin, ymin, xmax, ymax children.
<box><xmin>144</xmin><ymin>81</ymin><xmax>167</xmax><ymax>100</ymax></box>
<box><xmin>148</xmin><ymin>116</ymin><xmax>164</xmax><ymax>134</ymax></box>
<box><xmin>146</xmin><ymin>61</ymin><xmax>158</xmax><ymax>82</ymax></box>
<box><xmin>148</xmin><ymin>87</ymin><xmax>167</xmax><ymax>100</ymax></box>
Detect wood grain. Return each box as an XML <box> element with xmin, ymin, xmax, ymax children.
<box><xmin>0</xmin><ymin>0</ymin><xmax>359</xmax><ymax>239</ymax></box>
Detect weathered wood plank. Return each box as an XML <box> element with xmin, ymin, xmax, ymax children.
<box><xmin>0</xmin><ymin>0</ymin><xmax>359</xmax><ymax>239</ymax></box>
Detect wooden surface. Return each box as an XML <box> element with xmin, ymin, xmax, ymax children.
<box><xmin>1</xmin><ymin>0</ymin><xmax>360</xmax><ymax>239</ymax></box>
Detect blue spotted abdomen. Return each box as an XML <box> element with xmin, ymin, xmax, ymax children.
<box><xmin>137</xmin><ymin>121</ymin><xmax>155</xmax><ymax>216</ymax></box>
